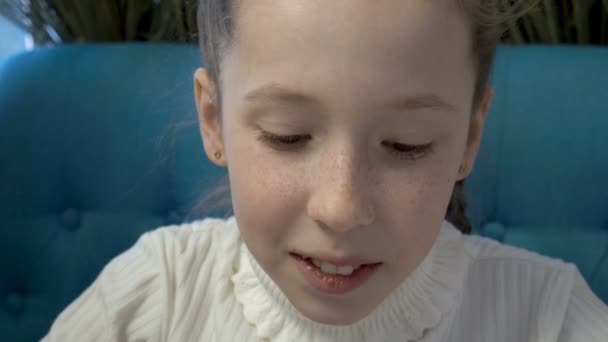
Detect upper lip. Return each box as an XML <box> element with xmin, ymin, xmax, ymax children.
<box><xmin>291</xmin><ymin>251</ymin><xmax>381</xmax><ymax>266</ymax></box>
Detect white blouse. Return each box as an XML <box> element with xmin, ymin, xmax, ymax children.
<box><xmin>43</xmin><ymin>217</ymin><xmax>608</xmax><ymax>341</ymax></box>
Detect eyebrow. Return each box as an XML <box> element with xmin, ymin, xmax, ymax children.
<box><xmin>384</xmin><ymin>93</ymin><xmax>458</xmax><ymax>114</ymax></box>
<box><xmin>244</xmin><ymin>82</ymin><xmax>457</xmax><ymax>113</ymax></box>
<box><xmin>245</xmin><ymin>82</ymin><xmax>323</xmax><ymax>108</ymax></box>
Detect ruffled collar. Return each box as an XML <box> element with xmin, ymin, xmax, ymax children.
<box><xmin>230</xmin><ymin>220</ymin><xmax>470</xmax><ymax>341</ymax></box>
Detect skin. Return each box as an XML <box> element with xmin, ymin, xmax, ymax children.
<box><xmin>194</xmin><ymin>0</ymin><xmax>493</xmax><ymax>326</ymax></box>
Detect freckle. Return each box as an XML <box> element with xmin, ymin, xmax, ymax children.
<box><xmin>371</xmin><ymin>174</ymin><xmax>381</xmax><ymax>186</ymax></box>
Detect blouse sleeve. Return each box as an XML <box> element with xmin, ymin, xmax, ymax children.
<box><xmin>556</xmin><ymin>268</ymin><xmax>608</xmax><ymax>342</ymax></box>
<box><xmin>41</xmin><ymin>230</ymin><xmax>171</xmax><ymax>342</ymax></box>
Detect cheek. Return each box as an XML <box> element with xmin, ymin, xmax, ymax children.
<box><xmin>379</xmin><ymin>159</ymin><xmax>458</xmax><ymax>254</ymax></box>
<box><xmin>383</xmin><ymin>151</ymin><xmax>457</xmax><ymax>212</ymax></box>
<box><xmin>381</xmin><ymin>175</ymin><xmax>450</xmax><ymax>236</ymax></box>
<box><xmin>225</xmin><ymin>133</ymin><xmax>307</xmax><ymax>258</ymax></box>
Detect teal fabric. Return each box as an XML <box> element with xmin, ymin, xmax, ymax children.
<box><xmin>0</xmin><ymin>44</ymin><xmax>607</xmax><ymax>341</ymax></box>
<box><xmin>0</xmin><ymin>44</ymin><xmax>227</xmax><ymax>342</ymax></box>
<box><xmin>465</xmin><ymin>46</ymin><xmax>608</xmax><ymax>303</ymax></box>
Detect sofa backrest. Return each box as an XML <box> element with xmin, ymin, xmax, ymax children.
<box><xmin>0</xmin><ymin>44</ymin><xmax>607</xmax><ymax>342</ymax></box>
<box><xmin>465</xmin><ymin>45</ymin><xmax>608</xmax><ymax>302</ymax></box>
<box><xmin>0</xmin><ymin>44</ymin><xmax>226</xmax><ymax>342</ymax></box>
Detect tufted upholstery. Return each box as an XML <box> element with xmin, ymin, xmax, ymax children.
<box><xmin>465</xmin><ymin>45</ymin><xmax>608</xmax><ymax>304</ymax></box>
<box><xmin>0</xmin><ymin>44</ymin><xmax>607</xmax><ymax>341</ymax></box>
<box><xmin>0</xmin><ymin>44</ymin><xmax>227</xmax><ymax>342</ymax></box>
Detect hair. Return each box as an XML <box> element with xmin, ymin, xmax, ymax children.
<box><xmin>194</xmin><ymin>0</ymin><xmax>535</xmax><ymax>234</ymax></box>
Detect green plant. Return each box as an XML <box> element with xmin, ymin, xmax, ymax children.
<box><xmin>0</xmin><ymin>0</ymin><xmax>607</xmax><ymax>45</ymax></box>
<box><xmin>502</xmin><ymin>0</ymin><xmax>608</xmax><ymax>44</ymax></box>
<box><xmin>0</xmin><ymin>0</ymin><xmax>198</xmax><ymax>45</ymax></box>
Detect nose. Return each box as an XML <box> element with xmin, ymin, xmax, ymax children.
<box><xmin>306</xmin><ymin>149</ymin><xmax>376</xmax><ymax>233</ymax></box>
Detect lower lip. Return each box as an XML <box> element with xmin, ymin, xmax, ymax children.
<box><xmin>291</xmin><ymin>253</ymin><xmax>382</xmax><ymax>295</ymax></box>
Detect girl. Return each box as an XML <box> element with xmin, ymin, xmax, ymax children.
<box><xmin>44</xmin><ymin>0</ymin><xmax>608</xmax><ymax>341</ymax></box>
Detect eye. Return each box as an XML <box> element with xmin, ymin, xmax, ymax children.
<box><xmin>382</xmin><ymin>141</ymin><xmax>433</xmax><ymax>161</ymax></box>
<box><xmin>257</xmin><ymin>130</ymin><xmax>312</xmax><ymax>151</ymax></box>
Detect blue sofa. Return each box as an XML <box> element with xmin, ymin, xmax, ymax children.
<box><xmin>1</xmin><ymin>43</ymin><xmax>607</xmax><ymax>341</ymax></box>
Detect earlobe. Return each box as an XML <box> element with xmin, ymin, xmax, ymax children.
<box><xmin>194</xmin><ymin>68</ymin><xmax>227</xmax><ymax>167</ymax></box>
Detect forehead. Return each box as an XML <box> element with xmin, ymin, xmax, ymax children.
<box><xmin>225</xmin><ymin>0</ymin><xmax>475</xmax><ymax>114</ymax></box>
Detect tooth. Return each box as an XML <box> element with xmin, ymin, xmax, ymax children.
<box><xmin>312</xmin><ymin>259</ymin><xmax>322</xmax><ymax>268</ymax></box>
<box><xmin>320</xmin><ymin>263</ymin><xmax>337</xmax><ymax>274</ymax></box>
<box><xmin>337</xmin><ymin>265</ymin><xmax>355</xmax><ymax>275</ymax></box>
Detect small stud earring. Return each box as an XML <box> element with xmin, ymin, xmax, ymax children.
<box><xmin>214</xmin><ymin>151</ymin><xmax>222</xmax><ymax>160</ymax></box>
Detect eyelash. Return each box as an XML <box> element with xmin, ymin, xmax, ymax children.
<box><xmin>257</xmin><ymin>130</ymin><xmax>432</xmax><ymax>161</ymax></box>
<box><xmin>256</xmin><ymin>131</ymin><xmax>312</xmax><ymax>151</ymax></box>
<box><xmin>382</xmin><ymin>141</ymin><xmax>433</xmax><ymax>161</ymax></box>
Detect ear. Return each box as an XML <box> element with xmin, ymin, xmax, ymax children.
<box><xmin>457</xmin><ymin>85</ymin><xmax>494</xmax><ymax>180</ymax></box>
<box><xmin>194</xmin><ymin>68</ymin><xmax>227</xmax><ymax>167</ymax></box>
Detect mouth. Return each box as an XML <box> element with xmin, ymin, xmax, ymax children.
<box><xmin>290</xmin><ymin>252</ymin><xmax>381</xmax><ymax>275</ymax></box>
<box><xmin>289</xmin><ymin>252</ymin><xmax>383</xmax><ymax>294</ymax></box>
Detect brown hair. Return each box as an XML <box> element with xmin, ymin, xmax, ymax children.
<box><xmin>194</xmin><ymin>0</ymin><xmax>534</xmax><ymax>234</ymax></box>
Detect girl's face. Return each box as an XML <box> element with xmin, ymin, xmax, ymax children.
<box><xmin>196</xmin><ymin>0</ymin><xmax>492</xmax><ymax>325</ymax></box>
